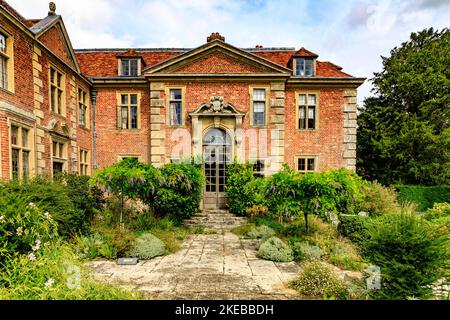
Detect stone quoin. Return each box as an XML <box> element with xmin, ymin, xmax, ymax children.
<box><xmin>0</xmin><ymin>1</ymin><xmax>365</xmax><ymax>209</ymax></box>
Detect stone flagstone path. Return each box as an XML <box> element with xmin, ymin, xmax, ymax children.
<box><xmin>86</xmin><ymin>210</ymin><xmax>301</xmax><ymax>300</ymax></box>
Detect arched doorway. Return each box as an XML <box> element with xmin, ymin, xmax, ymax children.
<box><xmin>203</xmin><ymin>128</ymin><xmax>232</xmax><ymax>209</ymax></box>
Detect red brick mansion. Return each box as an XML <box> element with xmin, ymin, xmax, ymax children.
<box><xmin>0</xmin><ymin>2</ymin><xmax>364</xmax><ymax>208</ymax></box>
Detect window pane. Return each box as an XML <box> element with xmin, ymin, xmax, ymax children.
<box><xmin>305</xmin><ymin>59</ymin><xmax>313</xmax><ymax>76</ymax></box>
<box><xmin>295</xmin><ymin>58</ymin><xmax>305</xmax><ymax>76</ymax></box>
<box><xmin>50</xmin><ymin>68</ymin><xmax>55</xmax><ymax>83</ymax></box>
<box><xmin>0</xmin><ymin>56</ymin><xmax>7</xmax><ymax>89</ymax></box>
<box><xmin>130</xmin><ymin>106</ymin><xmax>138</xmax><ymax>129</ymax></box>
<box><xmin>11</xmin><ymin>125</ymin><xmax>18</xmax><ymax>145</ymax></box>
<box><xmin>308</xmin><ymin>107</ymin><xmax>316</xmax><ymax>129</ymax></box>
<box><xmin>129</xmin><ymin>59</ymin><xmax>138</xmax><ymax>76</ymax></box>
<box><xmin>130</xmin><ymin>94</ymin><xmax>138</xmax><ymax>105</ymax></box>
<box><xmin>254</xmin><ymin>101</ymin><xmax>265</xmax><ymax>113</ymax></box>
<box><xmin>50</xmin><ymin>87</ymin><xmax>55</xmax><ymax>112</ymax></box>
<box><xmin>308</xmin><ymin>94</ymin><xmax>316</xmax><ymax>106</ymax></box>
<box><xmin>0</xmin><ymin>33</ymin><xmax>6</xmax><ymax>53</ymax></box>
<box><xmin>121</xmin><ymin>60</ymin><xmax>130</xmax><ymax>76</ymax></box>
<box><xmin>307</xmin><ymin>158</ymin><xmax>315</xmax><ymax>171</ymax></box>
<box><xmin>170</xmin><ymin>102</ymin><xmax>182</xmax><ymax>126</ymax></box>
<box><xmin>12</xmin><ymin>148</ymin><xmax>19</xmax><ymax>179</ymax></box>
<box><xmin>57</xmin><ymin>73</ymin><xmax>62</xmax><ymax>87</ymax></box>
<box><xmin>59</xmin><ymin>143</ymin><xmax>64</xmax><ymax>159</ymax></box>
<box><xmin>121</xmin><ymin>107</ymin><xmax>128</xmax><ymax>129</ymax></box>
<box><xmin>299</xmin><ymin>94</ymin><xmax>306</xmax><ymax>105</ymax></box>
<box><xmin>170</xmin><ymin>89</ymin><xmax>182</xmax><ymax>100</ymax></box>
<box><xmin>23</xmin><ymin>151</ymin><xmax>29</xmax><ymax>179</ymax></box>
<box><xmin>299</xmin><ymin>106</ymin><xmax>306</xmax><ymax>129</ymax></box>
<box><xmin>298</xmin><ymin>158</ymin><xmax>305</xmax><ymax>171</ymax></box>
<box><xmin>253</xmin><ymin>89</ymin><xmax>265</xmax><ymax>101</ymax></box>
<box><xmin>57</xmin><ymin>90</ymin><xmax>62</xmax><ymax>114</ymax></box>
<box><xmin>22</xmin><ymin>128</ymin><xmax>28</xmax><ymax>148</ymax></box>
<box><xmin>53</xmin><ymin>141</ymin><xmax>57</xmax><ymax>157</ymax></box>
<box><xmin>121</xmin><ymin>94</ymin><xmax>128</xmax><ymax>105</ymax></box>
<box><xmin>253</xmin><ymin>160</ymin><xmax>265</xmax><ymax>178</ymax></box>
<box><xmin>53</xmin><ymin>161</ymin><xmax>63</xmax><ymax>174</ymax></box>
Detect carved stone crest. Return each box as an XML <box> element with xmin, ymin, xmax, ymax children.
<box><xmin>210</xmin><ymin>96</ymin><xmax>224</xmax><ymax>113</ymax></box>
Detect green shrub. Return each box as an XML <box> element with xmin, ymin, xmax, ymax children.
<box><xmin>3</xmin><ymin>175</ymin><xmax>99</xmax><ymax>238</ymax></box>
<box><xmin>423</xmin><ymin>203</ymin><xmax>450</xmax><ymax>221</ymax></box>
<box><xmin>257</xmin><ymin>237</ymin><xmax>293</xmax><ymax>262</ymax></box>
<box><xmin>0</xmin><ymin>186</ymin><xmax>59</xmax><ymax>263</ymax></box>
<box><xmin>292</xmin><ymin>242</ymin><xmax>324</xmax><ymax>261</ymax></box>
<box><xmin>226</xmin><ymin>162</ymin><xmax>256</xmax><ymax>216</ymax></box>
<box><xmin>328</xmin><ymin>242</ymin><xmax>365</xmax><ymax>271</ymax></box>
<box><xmin>337</xmin><ymin>215</ymin><xmax>370</xmax><ymax>244</ymax></box>
<box><xmin>363</xmin><ymin>213</ymin><xmax>450</xmax><ymax>299</ymax></box>
<box><xmin>361</xmin><ymin>181</ymin><xmax>400</xmax><ymax>216</ymax></box>
<box><xmin>289</xmin><ymin>261</ymin><xmax>350</xmax><ymax>299</ymax></box>
<box><xmin>129</xmin><ymin>233</ymin><xmax>166</xmax><ymax>259</ymax></box>
<box><xmin>246</xmin><ymin>225</ymin><xmax>276</xmax><ymax>239</ymax></box>
<box><xmin>0</xmin><ymin>242</ymin><xmax>140</xmax><ymax>300</ymax></box>
<box><xmin>396</xmin><ymin>185</ymin><xmax>450</xmax><ymax>211</ymax></box>
<box><xmin>75</xmin><ymin>234</ymin><xmax>105</xmax><ymax>260</ymax></box>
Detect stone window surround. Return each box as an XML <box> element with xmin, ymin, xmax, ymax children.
<box><xmin>295</xmin><ymin>90</ymin><xmax>320</xmax><ymax>131</ymax></box>
<box><xmin>48</xmin><ymin>64</ymin><xmax>66</xmax><ymax>117</ymax></box>
<box><xmin>77</xmin><ymin>86</ymin><xmax>90</xmax><ymax>129</ymax></box>
<box><xmin>9</xmin><ymin>120</ymin><xmax>35</xmax><ymax>180</ymax></box>
<box><xmin>0</xmin><ymin>27</ymin><xmax>15</xmax><ymax>93</ymax></box>
<box><xmin>79</xmin><ymin>147</ymin><xmax>90</xmax><ymax>175</ymax></box>
<box><xmin>295</xmin><ymin>155</ymin><xmax>318</xmax><ymax>173</ymax></box>
<box><xmin>249</xmin><ymin>85</ymin><xmax>270</xmax><ymax>128</ymax></box>
<box><xmin>116</xmin><ymin>91</ymin><xmax>141</xmax><ymax>130</ymax></box>
<box><xmin>50</xmin><ymin>136</ymin><xmax>68</xmax><ymax>177</ymax></box>
<box><xmin>165</xmin><ymin>85</ymin><xmax>186</xmax><ymax>128</ymax></box>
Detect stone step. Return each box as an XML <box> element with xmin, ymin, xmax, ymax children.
<box><xmin>182</xmin><ymin>209</ymin><xmax>247</xmax><ymax>230</ymax></box>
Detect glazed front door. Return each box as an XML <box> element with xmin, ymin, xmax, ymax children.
<box><xmin>203</xmin><ymin>128</ymin><xmax>231</xmax><ymax>209</ymax></box>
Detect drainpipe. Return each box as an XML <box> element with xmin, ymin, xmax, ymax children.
<box><xmin>90</xmin><ymin>89</ymin><xmax>98</xmax><ymax>170</ymax></box>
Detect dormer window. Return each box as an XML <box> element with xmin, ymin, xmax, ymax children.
<box><xmin>120</xmin><ymin>58</ymin><xmax>140</xmax><ymax>77</ymax></box>
<box><xmin>294</xmin><ymin>58</ymin><xmax>314</xmax><ymax>77</ymax></box>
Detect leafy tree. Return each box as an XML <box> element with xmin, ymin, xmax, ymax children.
<box><xmin>357</xmin><ymin>28</ymin><xmax>450</xmax><ymax>185</ymax></box>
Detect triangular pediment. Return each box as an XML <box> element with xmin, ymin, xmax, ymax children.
<box><xmin>144</xmin><ymin>40</ymin><xmax>291</xmax><ymax>76</ymax></box>
<box><xmin>33</xmin><ymin>17</ymin><xmax>80</xmax><ymax>72</ymax></box>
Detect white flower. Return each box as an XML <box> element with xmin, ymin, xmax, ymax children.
<box><xmin>0</xmin><ymin>216</ymin><xmax>4</xmax><ymax>223</ymax></box>
<box><xmin>44</xmin><ymin>278</ymin><xmax>55</xmax><ymax>289</ymax></box>
<box><xmin>28</xmin><ymin>202</ymin><xmax>35</xmax><ymax>208</ymax></box>
<box><xmin>31</xmin><ymin>239</ymin><xmax>41</xmax><ymax>252</ymax></box>
<box><xmin>16</xmin><ymin>227</ymin><xmax>23</xmax><ymax>236</ymax></box>
<box><xmin>44</xmin><ymin>212</ymin><xmax>51</xmax><ymax>219</ymax></box>
<box><xmin>28</xmin><ymin>253</ymin><xmax>36</xmax><ymax>261</ymax></box>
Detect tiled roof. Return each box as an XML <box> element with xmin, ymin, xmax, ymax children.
<box><xmin>292</xmin><ymin>47</ymin><xmax>319</xmax><ymax>58</ymax></box>
<box><xmin>29</xmin><ymin>14</ymin><xmax>60</xmax><ymax>35</ymax></box>
<box><xmin>75</xmin><ymin>48</ymin><xmax>352</xmax><ymax>78</ymax></box>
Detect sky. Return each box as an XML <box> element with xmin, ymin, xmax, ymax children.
<box><xmin>7</xmin><ymin>0</ymin><xmax>450</xmax><ymax>104</ymax></box>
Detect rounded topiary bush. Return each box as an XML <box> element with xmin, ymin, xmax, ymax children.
<box><xmin>257</xmin><ymin>237</ymin><xmax>293</xmax><ymax>262</ymax></box>
<box><xmin>247</xmin><ymin>225</ymin><xmax>276</xmax><ymax>239</ymax></box>
<box><xmin>289</xmin><ymin>261</ymin><xmax>349</xmax><ymax>299</ymax></box>
<box><xmin>129</xmin><ymin>233</ymin><xmax>165</xmax><ymax>260</ymax></box>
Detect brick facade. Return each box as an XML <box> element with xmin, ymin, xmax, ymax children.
<box><xmin>0</xmin><ymin>2</ymin><xmax>364</xmax><ymax>194</ymax></box>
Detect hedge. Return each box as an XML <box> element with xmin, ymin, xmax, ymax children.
<box><xmin>396</xmin><ymin>185</ymin><xmax>450</xmax><ymax>211</ymax></box>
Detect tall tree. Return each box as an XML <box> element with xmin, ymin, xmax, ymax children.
<box><xmin>357</xmin><ymin>28</ymin><xmax>450</xmax><ymax>185</ymax></box>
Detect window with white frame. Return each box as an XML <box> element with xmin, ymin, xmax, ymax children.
<box><xmin>49</xmin><ymin>66</ymin><xmax>64</xmax><ymax>115</ymax></box>
<box><xmin>296</xmin><ymin>156</ymin><xmax>316</xmax><ymax>173</ymax></box>
<box><xmin>252</xmin><ymin>89</ymin><xmax>266</xmax><ymax>126</ymax></box>
<box><xmin>78</xmin><ymin>88</ymin><xmax>88</xmax><ymax>127</ymax></box>
<box><xmin>118</xmin><ymin>93</ymin><xmax>139</xmax><ymax>129</ymax></box>
<box><xmin>120</xmin><ymin>59</ymin><xmax>139</xmax><ymax>77</ymax></box>
<box><xmin>295</xmin><ymin>58</ymin><xmax>314</xmax><ymax>76</ymax></box>
<box><xmin>298</xmin><ymin>93</ymin><xmax>317</xmax><ymax>130</ymax></box>
<box><xmin>0</xmin><ymin>32</ymin><xmax>9</xmax><ymax>89</ymax></box>
<box><xmin>252</xmin><ymin>159</ymin><xmax>265</xmax><ymax>178</ymax></box>
<box><xmin>52</xmin><ymin>140</ymin><xmax>67</xmax><ymax>176</ymax></box>
<box><xmin>79</xmin><ymin>148</ymin><xmax>90</xmax><ymax>175</ymax></box>
<box><xmin>10</xmin><ymin>124</ymin><xmax>32</xmax><ymax>180</ymax></box>
<box><xmin>169</xmin><ymin>89</ymin><xmax>183</xmax><ymax>126</ymax></box>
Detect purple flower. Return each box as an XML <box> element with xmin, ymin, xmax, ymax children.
<box><xmin>130</xmin><ymin>178</ymin><xmax>134</xmax><ymax>188</ymax></box>
<box><xmin>101</xmin><ymin>185</ymin><xmax>106</xmax><ymax>192</ymax></box>
<box><xmin>291</xmin><ymin>190</ymin><xmax>296</xmax><ymax>197</ymax></box>
<box><xmin>271</xmin><ymin>185</ymin><xmax>276</xmax><ymax>193</ymax></box>
<box><xmin>107</xmin><ymin>186</ymin><xmax>111</xmax><ymax>193</ymax></box>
